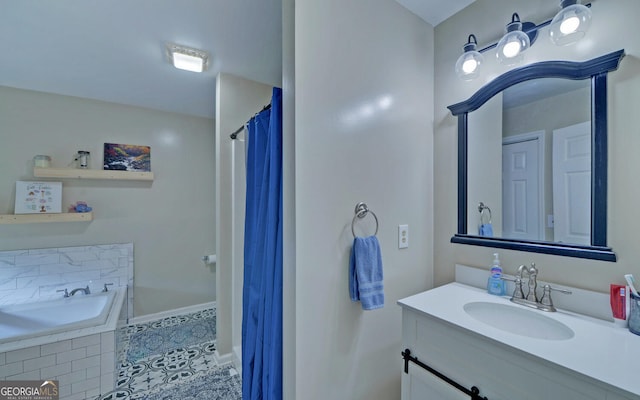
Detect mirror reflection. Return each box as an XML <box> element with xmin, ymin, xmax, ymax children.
<box><xmin>467</xmin><ymin>78</ymin><xmax>591</xmax><ymax>245</ymax></box>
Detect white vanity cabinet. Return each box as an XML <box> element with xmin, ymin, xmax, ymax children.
<box><xmin>399</xmin><ymin>284</ymin><xmax>640</xmax><ymax>400</ymax></box>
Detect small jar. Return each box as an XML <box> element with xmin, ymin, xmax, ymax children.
<box><xmin>76</xmin><ymin>151</ymin><xmax>90</xmax><ymax>169</ymax></box>
<box><xmin>33</xmin><ymin>155</ymin><xmax>51</xmax><ymax>168</ymax></box>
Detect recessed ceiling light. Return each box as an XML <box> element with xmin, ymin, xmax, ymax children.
<box><xmin>166</xmin><ymin>43</ymin><xmax>210</xmax><ymax>73</ymax></box>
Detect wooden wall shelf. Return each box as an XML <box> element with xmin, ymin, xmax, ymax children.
<box><xmin>34</xmin><ymin>167</ymin><xmax>154</xmax><ymax>181</ymax></box>
<box><xmin>0</xmin><ymin>212</ymin><xmax>93</xmax><ymax>224</ymax></box>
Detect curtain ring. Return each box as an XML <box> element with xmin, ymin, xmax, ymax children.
<box><xmin>351</xmin><ymin>202</ymin><xmax>379</xmax><ymax>237</ymax></box>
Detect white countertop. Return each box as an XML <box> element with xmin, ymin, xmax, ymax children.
<box><xmin>398</xmin><ymin>283</ymin><xmax>640</xmax><ymax>397</ymax></box>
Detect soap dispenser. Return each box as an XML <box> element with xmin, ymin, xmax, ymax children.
<box><xmin>487</xmin><ymin>253</ymin><xmax>506</xmax><ymax>296</ymax></box>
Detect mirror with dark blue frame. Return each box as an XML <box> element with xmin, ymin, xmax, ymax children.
<box><xmin>447</xmin><ymin>49</ymin><xmax>625</xmax><ymax>262</ymax></box>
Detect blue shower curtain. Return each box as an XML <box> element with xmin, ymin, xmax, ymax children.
<box><xmin>242</xmin><ymin>87</ymin><xmax>283</xmax><ymax>400</ymax></box>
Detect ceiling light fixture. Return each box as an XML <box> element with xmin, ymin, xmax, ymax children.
<box><xmin>455</xmin><ymin>34</ymin><xmax>484</xmax><ymax>81</ymax></box>
<box><xmin>166</xmin><ymin>43</ymin><xmax>210</xmax><ymax>73</ymax></box>
<box><xmin>549</xmin><ymin>0</ymin><xmax>592</xmax><ymax>46</ymax></box>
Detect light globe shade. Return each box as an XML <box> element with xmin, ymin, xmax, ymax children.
<box><xmin>549</xmin><ymin>0</ymin><xmax>592</xmax><ymax>45</ymax></box>
<box><xmin>455</xmin><ymin>35</ymin><xmax>484</xmax><ymax>81</ymax></box>
<box><xmin>496</xmin><ymin>15</ymin><xmax>530</xmax><ymax>66</ymax></box>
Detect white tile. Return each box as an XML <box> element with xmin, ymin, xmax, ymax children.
<box><xmin>61</xmin><ymin>250</ymin><xmax>99</xmax><ymax>264</ymax></box>
<box><xmin>56</xmin><ymin>347</ymin><xmax>86</xmax><ymax>364</ymax></box>
<box><xmin>0</xmin><ymin>288</ymin><xmax>39</xmax><ymax>305</ymax></box>
<box><xmin>40</xmin><ymin>362</ymin><xmax>71</xmax><ymax>379</ymax></box>
<box><xmin>15</xmin><ymin>254</ymin><xmax>60</xmax><ymax>267</ymax></box>
<box><xmin>28</xmin><ymin>248</ymin><xmax>58</xmax><ymax>255</ymax></box>
<box><xmin>16</xmin><ymin>274</ymin><xmax>60</xmax><ymax>290</ymax></box>
<box><xmin>72</xmin><ymin>355</ymin><xmax>100</xmax><ymax>371</ymax></box>
<box><xmin>86</xmin><ymin>365</ymin><xmax>100</xmax><ymax>379</ymax></box>
<box><xmin>72</xmin><ymin>376</ymin><xmax>99</xmax><ymax>393</ymax></box>
<box><xmin>24</xmin><ymin>354</ymin><xmax>56</xmax><ymax>372</ymax></box>
<box><xmin>87</xmin><ymin>343</ymin><xmax>101</xmax><ymax>357</ymax></box>
<box><xmin>0</xmin><ymin>266</ymin><xmax>40</xmax><ymax>279</ymax></box>
<box><xmin>0</xmin><ymin>256</ymin><xmax>17</xmax><ymax>267</ymax></box>
<box><xmin>57</xmin><ymin>246</ymin><xmax>89</xmax><ymax>254</ymax></box>
<box><xmin>58</xmin><ymin>368</ymin><xmax>86</xmax><ymax>385</ymax></box>
<box><xmin>41</xmin><ymin>339</ymin><xmax>71</xmax><ymax>355</ymax></box>
<box><xmin>0</xmin><ymin>278</ymin><xmax>17</xmax><ymax>291</ymax></box>
<box><xmin>38</xmin><ymin>262</ymin><xmax>84</xmax><ymax>274</ymax></box>
<box><xmin>100</xmin><ymin>371</ymin><xmax>115</xmax><ymax>393</ymax></box>
<box><xmin>0</xmin><ymin>361</ymin><xmax>24</xmax><ymax>378</ymax></box>
<box><xmin>66</xmin><ymin>391</ymin><xmax>90</xmax><ymax>400</ymax></box>
<box><xmin>100</xmin><ymin>352</ymin><xmax>115</xmax><ymax>373</ymax></box>
<box><xmin>101</xmin><ymin>332</ymin><xmax>115</xmax><ymax>353</ymax></box>
<box><xmin>58</xmin><ymin>384</ymin><xmax>71</xmax><ymax>398</ymax></box>
<box><xmin>6</xmin><ymin>345</ymin><xmax>40</xmax><ymax>363</ymax></box>
<box><xmin>72</xmin><ymin>333</ymin><xmax>101</xmax><ymax>349</ymax></box>
<box><xmin>7</xmin><ymin>369</ymin><xmax>40</xmax><ymax>380</ymax></box>
<box><xmin>86</xmin><ymin>386</ymin><xmax>101</xmax><ymax>398</ymax></box>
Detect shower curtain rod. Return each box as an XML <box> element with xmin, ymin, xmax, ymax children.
<box><xmin>229</xmin><ymin>103</ymin><xmax>272</xmax><ymax>140</ymax></box>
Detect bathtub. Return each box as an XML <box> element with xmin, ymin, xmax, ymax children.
<box><xmin>0</xmin><ymin>287</ymin><xmax>125</xmax><ymax>353</ymax></box>
<box><xmin>0</xmin><ymin>287</ymin><xmax>126</xmax><ymax>398</ymax></box>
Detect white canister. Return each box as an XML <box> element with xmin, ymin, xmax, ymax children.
<box><xmin>33</xmin><ymin>155</ymin><xmax>51</xmax><ymax>168</ymax></box>
<box><xmin>76</xmin><ymin>151</ymin><xmax>90</xmax><ymax>169</ymax></box>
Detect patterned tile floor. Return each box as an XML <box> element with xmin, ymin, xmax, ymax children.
<box><xmin>97</xmin><ymin>308</ymin><xmax>242</xmax><ymax>400</ymax></box>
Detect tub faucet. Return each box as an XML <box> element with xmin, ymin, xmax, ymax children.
<box><xmin>70</xmin><ymin>285</ymin><xmax>91</xmax><ymax>296</ymax></box>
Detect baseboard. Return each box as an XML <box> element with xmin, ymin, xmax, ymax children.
<box><xmin>214</xmin><ymin>349</ymin><xmax>234</xmax><ymax>366</ymax></box>
<box><xmin>233</xmin><ymin>345</ymin><xmax>242</xmax><ymax>374</ymax></box>
<box><xmin>129</xmin><ymin>301</ymin><xmax>216</xmax><ymax>325</ymax></box>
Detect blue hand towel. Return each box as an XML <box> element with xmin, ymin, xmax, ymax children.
<box><xmin>479</xmin><ymin>223</ymin><xmax>493</xmax><ymax>237</ymax></box>
<box><xmin>349</xmin><ymin>236</ymin><xmax>384</xmax><ymax>310</ymax></box>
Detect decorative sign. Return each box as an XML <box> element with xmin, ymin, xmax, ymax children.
<box><xmin>15</xmin><ymin>181</ymin><xmax>62</xmax><ymax>214</ymax></box>
<box><xmin>103</xmin><ymin>143</ymin><xmax>151</xmax><ymax>172</ymax></box>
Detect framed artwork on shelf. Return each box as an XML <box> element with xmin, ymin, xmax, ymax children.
<box><xmin>103</xmin><ymin>143</ymin><xmax>151</xmax><ymax>172</ymax></box>
<box><xmin>15</xmin><ymin>181</ymin><xmax>62</xmax><ymax>214</ymax></box>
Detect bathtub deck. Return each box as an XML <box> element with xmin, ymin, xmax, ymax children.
<box><xmin>96</xmin><ymin>308</ymin><xmax>241</xmax><ymax>400</ymax></box>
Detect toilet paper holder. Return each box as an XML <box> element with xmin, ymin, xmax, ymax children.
<box><xmin>202</xmin><ymin>254</ymin><xmax>217</xmax><ymax>264</ymax></box>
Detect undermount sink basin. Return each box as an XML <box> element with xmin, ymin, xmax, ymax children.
<box><xmin>463</xmin><ymin>301</ymin><xmax>575</xmax><ymax>341</ymax></box>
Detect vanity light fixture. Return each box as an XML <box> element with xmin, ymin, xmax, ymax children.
<box><xmin>455</xmin><ymin>34</ymin><xmax>484</xmax><ymax>81</ymax></box>
<box><xmin>496</xmin><ymin>13</ymin><xmax>532</xmax><ymax>66</ymax></box>
<box><xmin>166</xmin><ymin>43</ymin><xmax>210</xmax><ymax>73</ymax></box>
<box><xmin>549</xmin><ymin>0</ymin><xmax>592</xmax><ymax>46</ymax></box>
<box><xmin>455</xmin><ymin>3</ymin><xmax>592</xmax><ymax>81</ymax></box>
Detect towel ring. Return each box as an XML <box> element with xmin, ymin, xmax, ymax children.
<box><xmin>351</xmin><ymin>202</ymin><xmax>379</xmax><ymax>237</ymax></box>
<box><xmin>478</xmin><ymin>202</ymin><xmax>492</xmax><ymax>224</ymax></box>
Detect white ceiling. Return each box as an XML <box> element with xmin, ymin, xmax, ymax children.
<box><xmin>1</xmin><ymin>1</ymin><xmax>283</xmax><ymax>119</ymax></box>
<box><xmin>395</xmin><ymin>0</ymin><xmax>475</xmax><ymax>26</ymax></box>
<box><xmin>1</xmin><ymin>1</ymin><xmax>469</xmax><ymax>120</ymax></box>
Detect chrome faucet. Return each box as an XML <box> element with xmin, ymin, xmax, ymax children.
<box><xmin>525</xmin><ymin>263</ymin><xmax>539</xmax><ymax>303</ymax></box>
<box><xmin>508</xmin><ymin>263</ymin><xmax>571</xmax><ymax>312</ymax></box>
<box><xmin>70</xmin><ymin>285</ymin><xmax>91</xmax><ymax>296</ymax></box>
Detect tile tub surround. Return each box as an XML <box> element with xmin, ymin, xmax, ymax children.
<box><xmin>0</xmin><ymin>329</ymin><xmax>120</xmax><ymax>400</ymax></box>
<box><xmin>0</xmin><ymin>243</ymin><xmax>134</xmax><ymax>320</ymax></box>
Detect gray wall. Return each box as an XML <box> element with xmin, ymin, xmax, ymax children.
<box><xmin>0</xmin><ymin>86</ymin><xmax>216</xmax><ymax>316</ymax></box>
<box><xmin>214</xmin><ymin>72</ymin><xmax>273</xmax><ymax>360</ymax></box>
<box><xmin>285</xmin><ymin>0</ymin><xmax>434</xmax><ymax>397</ymax></box>
<box><xmin>434</xmin><ymin>0</ymin><xmax>640</xmax><ymax>289</ymax></box>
